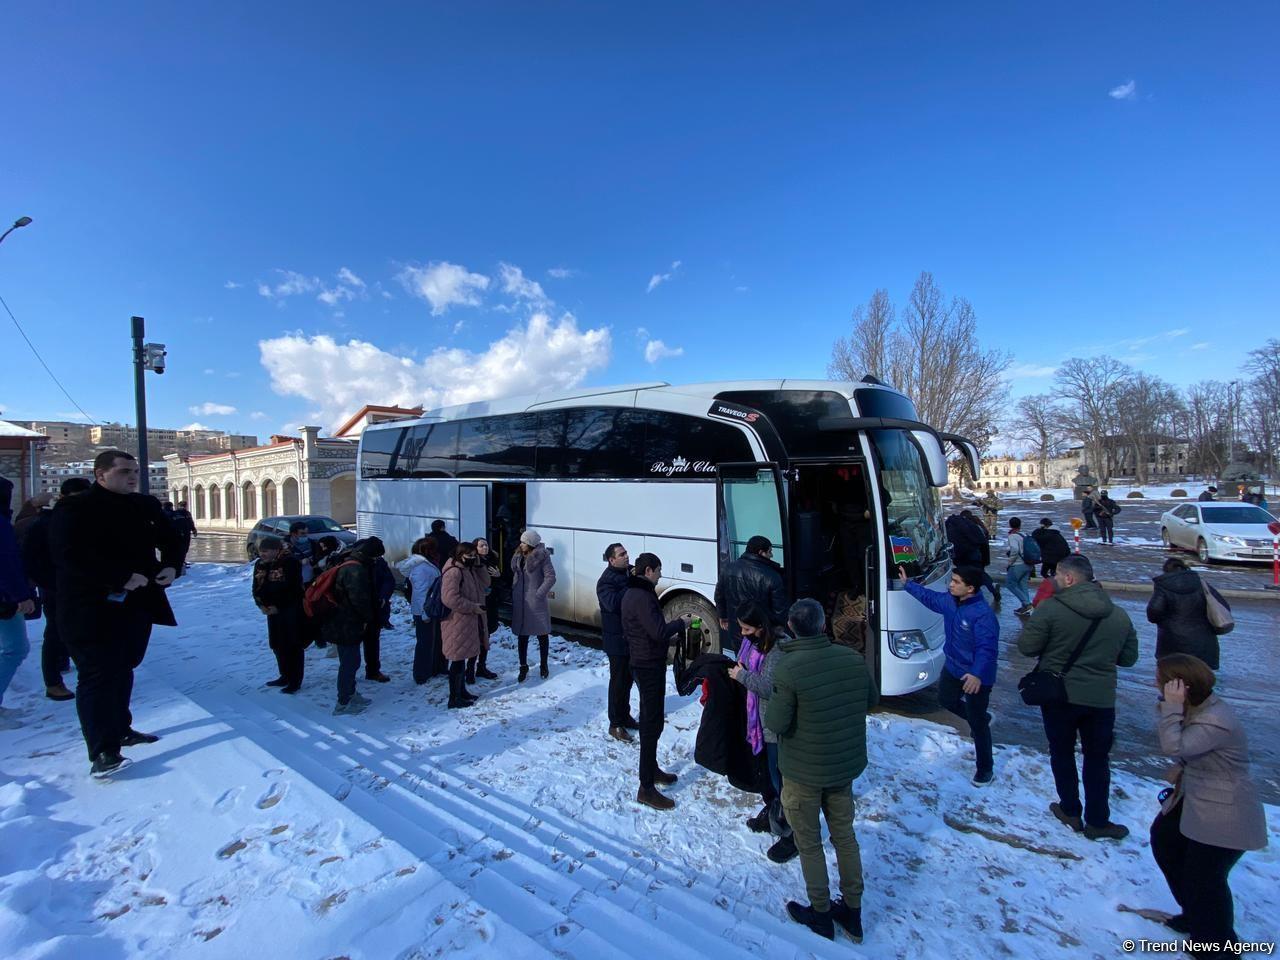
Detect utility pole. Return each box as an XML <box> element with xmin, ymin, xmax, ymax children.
<box><xmin>131</xmin><ymin>316</ymin><xmax>167</xmax><ymax>495</ymax></box>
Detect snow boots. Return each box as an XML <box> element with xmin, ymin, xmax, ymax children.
<box><xmin>786</xmin><ymin>901</ymin><xmax>834</xmax><ymax>940</ymax></box>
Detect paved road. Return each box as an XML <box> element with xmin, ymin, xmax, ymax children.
<box><xmin>990</xmin><ymin>493</ymin><xmax>1277</xmax><ymax>592</ymax></box>
<box><xmin>186</xmin><ymin>532</ymin><xmax>251</xmax><ymax>564</ymax></box>
<box><xmin>883</xmin><ymin>589</ymin><xmax>1280</xmax><ymax>804</ymax></box>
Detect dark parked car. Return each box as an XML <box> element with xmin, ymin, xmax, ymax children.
<box><xmin>245</xmin><ymin>515</ymin><xmax>357</xmax><ymax>559</ymax></box>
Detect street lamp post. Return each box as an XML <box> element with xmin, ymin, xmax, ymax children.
<box><xmin>0</xmin><ymin>216</ymin><xmax>33</xmax><ymax>246</ymax></box>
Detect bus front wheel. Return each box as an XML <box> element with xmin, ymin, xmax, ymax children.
<box><xmin>662</xmin><ymin>593</ymin><xmax>721</xmax><ymax>659</ymax></box>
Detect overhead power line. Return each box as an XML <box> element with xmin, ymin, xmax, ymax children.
<box><xmin>0</xmin><ymin>290</ymin><xmax>100</xmax><ymax>425</ymax></box>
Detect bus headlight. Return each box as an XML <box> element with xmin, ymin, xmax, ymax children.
<box><xmin>888</xmin><ymin>629</ymin><xmax>928</xmax><ymax>659</ymax></box>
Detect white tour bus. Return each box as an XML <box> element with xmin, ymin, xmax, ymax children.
<box><xmin>355</xmin><ymin>379</ymin><xmax>979</xmax><ymax>696</ymax></box>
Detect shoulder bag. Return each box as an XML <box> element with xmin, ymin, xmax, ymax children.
<box><xmin>1201</xmin><ymin>580</ymin><xmax>1234</xmax><ymax>635</ymax></box>
<box><xmin>1018</xmin><ymin>613</ymin><xmax>1104</xmax><ymax>706</ymax></box>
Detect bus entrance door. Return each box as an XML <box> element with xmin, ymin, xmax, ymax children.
<box><xmin>715</xmin><ymin>462</ymin><xmax>788</xmax><ymax>579</ymax></box>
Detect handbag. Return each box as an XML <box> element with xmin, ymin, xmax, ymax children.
<box><xmin>1018</xmin><ymin>615</ymin><xmax>1104</xmax><ymax>706</ymax></box>
<box><xmin>1201</xmin><ymin>580</ymin><xmax>1234</xmax><ymax>635</ymax></box>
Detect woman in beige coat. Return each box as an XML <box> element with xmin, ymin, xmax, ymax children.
<box><xmin>1151</xmin><ymin>653</ymin><xmax>1267</xmax><ymax>948</ymax></box>
<box><xmin>440</xmin><ymin>542</ymin><xmax>490</xmax><ymax>709</ymax></box>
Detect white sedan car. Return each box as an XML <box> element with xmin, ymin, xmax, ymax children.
<box><xmin>1160</xmin><ymin>502</ymin><xmax>1278</xmax><ymax>563</ymax></box>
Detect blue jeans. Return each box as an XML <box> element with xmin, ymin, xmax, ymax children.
<box><xmin>765</xmin><ymin>741</ymin><xmax>782</xmax><ymax>795</ymax></box>
<box><xmin>336</xmin><ymin>643</ymin><xmax>361</xmax><ymax>704</ymax></box>
<box><xmin>0</xmin><ymin>614</ymin><xmax>31</xmax><ymax>707</ymax></box>
<box><xmin>1005</xmin><ymin>562</ymin><xmax>1032</xmax><ymax>606</ymax></box>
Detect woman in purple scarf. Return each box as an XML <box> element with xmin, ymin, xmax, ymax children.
<box><xmin>729</xmin><ymin>601</ymin><xmax>785</xmax><ymax>834</ymax></box>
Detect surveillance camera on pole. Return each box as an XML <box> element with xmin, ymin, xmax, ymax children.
<box><xmin>131</xmin><ymin>318</ymin><xmax>167</xmax><ymax>494</ymax></box>
<box><xmin>144</xmin><ymin>342</ymin><xmax>167</xmax><ymax>374</ymax></box>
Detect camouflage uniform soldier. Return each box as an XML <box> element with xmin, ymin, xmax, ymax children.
<box><xmin>980</xmin><ymin>491</ymin><xmax>1001</xmax><ymax>540</ymax></box>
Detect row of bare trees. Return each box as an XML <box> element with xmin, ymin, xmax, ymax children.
<box><xmin>826</xmin><ymin>274</ymin><xmax>1278</xmax><ymax>487</ymax></box>
<box><xmin>1013</xmin><ymin>342</ymin><xmax>1280</xmax><ymax>484</ymax></box>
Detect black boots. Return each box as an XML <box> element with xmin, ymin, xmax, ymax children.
<box><xmin>465</xmin><ymin>658</ymin><xmax>476</xmax><ymax>685</ymax></box>
<box><xmin>786</xmin><ymin>901</ymin><xmax>834</xmax><ymax>940</ymax></box>
<box><xmin>474</xmin><ymin>648</ymin><xmax>498</xmax><ymax>680</ymax></box>
<box><xmin>518</xmin><ymin>636</ymin><xmax>550</xmax><ymax>680</ymax></box>
<box><xmin>447</xmin><ymin>661</ymin><xmax>476</xmax><ymax>709</ymax></box>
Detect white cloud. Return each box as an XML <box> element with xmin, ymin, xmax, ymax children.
<box><xmin>181</xmin><ymin>422</ymin><xmax>211</xmax><ymax>431</ymax></box>
<box><xmin>498</xmin><ymin>262</ymin><xmax>550</xmax><ymax>308</ymax></box>
<box><xmin>547</xmin><ymin>267</ymin><xmax>576</xmax><ymax>279</ymax></box>
<box><xmin>734</xmin><ymin>285</ymin><xmax>750</xmax><ymax>293</ymax></box>
<box><xmin>224</xmin><ymin>280</ymin><xmax>242</xmax><ymax>290</ymax></box>
<box><xmin>250</xmin><ymin>411</ymin><xmax>268</xmax><ymax>420</ymax></box>
<box><xmin>646</xmin><ymin>260</ymin><xmax>682</xmax><ymax>293</ymax></box>
<box><xmin>189</xmin><ymin>402</ymin><xmax>237</xmax><ymax>416</ymax></box>
<box><xmin>258</xmin><ymin>312</ymin><xmax>611</xmax><ymax>430</ymax></box>
<box><xmin>336</xmin><ymin>267</ymin><xmax>365</xmax><ymax>289</ymax></box>
<box><xmin>318</xmin><ymin>286</ymin><xmax>354</xmax><ymax>306</ymax></box>
<box><xmin>203</xmin><ymin>368</ymin><xmax>216</xmax><ymax>375</ymax></box>
<box><xmin>398</xmin><ymin>261</ymin><xmax>491</xmax><ymax>315</ymax></box>
<box><xmin>1189</xmin><ymin>342</ymin><xmax>1210</xmax><ymax>351</ymax></box>
<box><xmin>1005</xmin><ymin>363</ymin><xmax>1059</xmax><ymax>380</ymax></box>
<box><xmin>643</xmin><ymin>339</ymin><xmax>684</xmax><ymax>364</ymax></box>
<box><xmin>1109</xmin><ymin>80</ymin><xmax>1137</xmax><ymax>101</ymax></box>
<box><xmin>258</xmin><ymin>269</ymin><xmax>320</xmax><ymax>300</ymax></box>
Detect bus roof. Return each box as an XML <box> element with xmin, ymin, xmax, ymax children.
<box><xmin>360</xmin><ymin>378</ymin><xmax>906</xmax><ymax>433</ymax></box>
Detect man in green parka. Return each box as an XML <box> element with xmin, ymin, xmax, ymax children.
<box><xmin>765</xmin><ymin>598</ymin><xmax>876</xmax><ymax>943</ymax></box>
<box><xmin>1018</xmin><ymin>554</ymin><xmax>1138</xmax><ymax>841</ymax></box>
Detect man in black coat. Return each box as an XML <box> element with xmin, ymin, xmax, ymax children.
<box><xmin>170</xmin><ymin>501</ymin><xmax>198</xmax><ymax>565</ymax></box>
<box><xmin>49</xmin><ymin>451</ymin><xmax>184</xmax><ymax>778</ymax></box>
<box><xmin>946</xmin><ymin>510</ymin><xmax>1000</xmax><ymax>604</ymax></box>
<box><xmin>622</xmin><ymin>552</ymin><xmax>691</xmax><ymax>810</ymax></box>
<box><xmin>19</xmin><ymin>477</ymin><xmax>92</xmax><ymax>701</ymax></box>
<box><xmin>1031</xmin><ymin>518</ymin><xmax>1071</xmax><ymax>578</ymax></box>
<box><xmin>427</xmin><ymin>520</ymin><xmax>458</xmax><ymax>568</ymax></box>
<box><xmin>715</xmin><ymin>535</ymin><xmax>787</xmax><ymax>646</ymax></box>
<box><xmin>596</xmin><ymin>542</ymin><xmax>637</xmax><ymax>742</ymax></box>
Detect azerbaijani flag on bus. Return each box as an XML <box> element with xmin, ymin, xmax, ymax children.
<box><xmin>890</xmin><ymin>536</ymin><xmax>917</xmax><ymax>564</ymax></box>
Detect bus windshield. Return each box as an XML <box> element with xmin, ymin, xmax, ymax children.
<box><xmin>868</xmin><ymin>429</ymin><xmax>946</xmax><ymax>574</ymax></box>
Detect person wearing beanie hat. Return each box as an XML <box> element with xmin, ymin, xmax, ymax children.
<box><xmin>512</xmin><ymin>529</ymin><xmax>556</xmax><ymax>682</ymax></box>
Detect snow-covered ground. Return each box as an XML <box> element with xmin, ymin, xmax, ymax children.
<box><xmin>2</xmin><ymin>564</ymin><xmax>1277</xmax><ymax>959</ymax></box>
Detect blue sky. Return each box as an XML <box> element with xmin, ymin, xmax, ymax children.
<box><xmin>2</xmin><ymin>2</ymin><xmax>1277</xmax><ymax>440</ymax></box>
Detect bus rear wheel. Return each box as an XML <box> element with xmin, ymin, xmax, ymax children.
<box><xmin>661</xmin><ymin>593</ymin><xmax>720</xmax><ymax>659</ymax></box>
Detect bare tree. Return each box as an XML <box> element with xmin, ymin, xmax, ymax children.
<box><xmin>1053</xmin><ymin>357</ymin><xmax>1133</xmax><ymax>479</ymax></box>
<box><xmin>828</xmin><ymin>272</ymin><xmax>1012</xmax><ymax>454</ymax></box>
<box><xmin>1242</xmin><ymin>339</ymin><xmax>1280</xmax><ymax>478</ymax></box>
<box><xmin>1009</xmin><ymin>393</ymin><xmax>1068</xmax><ymax>487</ymax></box>
<box><xmin>1112</xmin><ymin>373</ymin><xmax>1184</xmax><ymax>484</ymax></box>
<box><xmin>1181</xmin><ymin>381</ymin><xmax>1232</xmax><ymax>479</ymax></box>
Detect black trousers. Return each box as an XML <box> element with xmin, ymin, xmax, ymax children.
<box><xmin>1151</xmin><ymin>800</ymin><xmax>1245</xmax><ymax>947</ymax></box>
<box><xmin>266</xmin><ymin>608</ymin><xmax>305</xmax><ymax>687</ymax></box>
<box><xmin>1097</xmin><ymin>516</ymin><xmax>1115</xmax><ymax>543</ymax></box>
<box><xmin>1040</xmin><ymin>701</ymin><xmax>1116</xmax><ymax>827</ymax></box>
<box><xmin>938</xmin><ymin>669</ymin><xmax>993</xmax><ymax>775</ymax></box>
<box><xmin>632</xmin><ymin>664</ymin><xmax>666</xmax><ymax>789</ymax></box>
<box><xmin>362</xmin><ymin>622</ymin><xmax>382</xmax><ymax>676</ymax></box>
<box><xmin>606</xmin><ymin>653</ymin><xmax>634</xmax><ymax>726</ymax></box>
<box><xmin>518</xmin><ymin>635</ymin><xmax>549</xmax><ymax>668</ymax></box>
<box><xmin>412</xmin><ymin>616</ymin><xmax>445</xmax><ymax>683</ymax></box>
<box><xmin>485</xmin><ymin>590</ymin><xmax>500</xmax><ymax>635</ymax></box>
<box><xmin>39</xmin><ymin>589</ymin><xmax>71</xmax><ymax>687</ymax></box>
<box><xmin>67</xmin><ymin>621</ymin><xmax>152</xmax><ymax>761</ymax></box>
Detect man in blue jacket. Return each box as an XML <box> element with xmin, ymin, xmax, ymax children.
<box><xmin>899</xmin><ymin>564</ymin><xmax>1000</xmax><ymax>785</ymax></box>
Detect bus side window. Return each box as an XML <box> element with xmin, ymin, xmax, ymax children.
<box><xmin>360</xmin><ymin>426</ymin><xmax>407</xmax><ymax>479</ymax></box>
<box><xmin>400</xmin><ymin>422</ymin><xmax>460</xmax><ymax>479</ymax></box>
